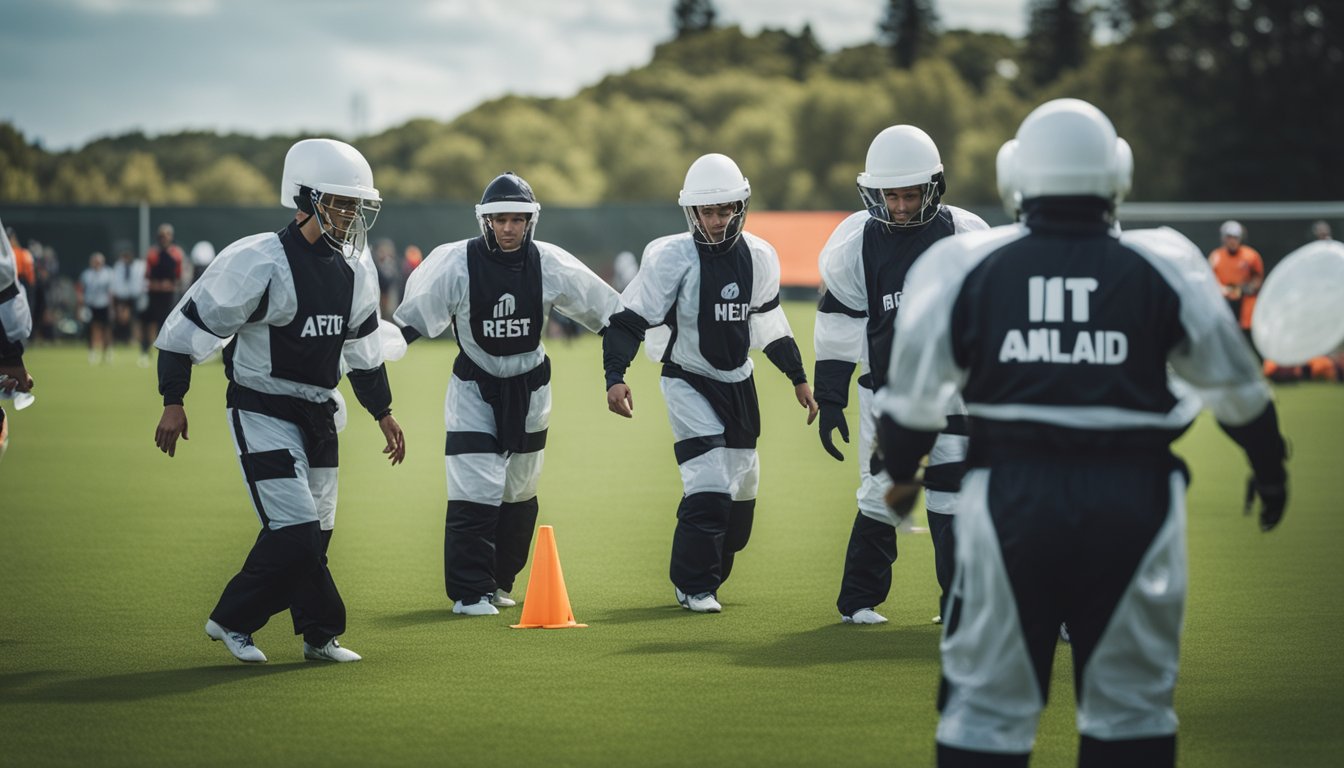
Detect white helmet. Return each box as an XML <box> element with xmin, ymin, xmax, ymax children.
<box><xmin>856</xmin><ymin>125</ymin><xmax>946</xmax><ymax>227</ymax></box>
<box><xmin>280</xmin><ymin>138</ymin><xmax>381</xmax><ymax>254</ymax></box>
<box><xmin>679</xmin><ymin>153</ymin><xmax>751</xmax><ymax>248</ymax></box>
<box><xmin>997</xmin><ymin>98</ymin><xmax>1132</xmax><ymax>216</ymax></box>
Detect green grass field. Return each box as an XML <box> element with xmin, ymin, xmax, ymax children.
<box><xmin>2</xmin><ymin>301</ymin><xmax>1342</xmax><ymax>767</ymax></box>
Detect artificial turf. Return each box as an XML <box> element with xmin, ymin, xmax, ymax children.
<box><xmin>1</xmin><ymin>302</ymin><xmax>1340</xmax><ymax>767</ymax></box>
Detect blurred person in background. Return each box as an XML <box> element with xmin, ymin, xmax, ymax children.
<box><xmin>1208</xmin><ymin>220</ymin><xmax>1263</xmax><ymax>347</ymax></box>
<box><xmin>153</xmin><ymin>138</ymin><xmax>404</xmax><ymax>664</ymax></box>
<box><xmin>189</xmin><ymin>241</ymin><xmax>216</xmax><ymax>286</ymax></box>
<box><xmin>1312</xmin><ymin>220</ymin><xmax>1336</xmax><ymax>243</ymax></box>
<box><xmin>395</xmin><ymin>171</ymin><xmax>622</xmax><ymax>617</ymax></box>
<box><xmin>813</xmin><ymin>125</ymin><xmax>988</xmax><ymax>626</ymax></box>
<box><xmin>77</xmin><ymin>252</ymin><xmax>114</xmax><ymax>364</ymax></box>
<box><xmin>602</xmin><ymin>153</ymin><xmax>818</xmax><ymax>614</ymax></box>
<box><xmin>7</xmin><ymin>228</ymin><xmax>37</xmax><ymax>336</ymax></box>
<box><xmin>612</xmin><ymin>250</ymin><xmax>639</xmax><ymax>292</ymax></box>
<box><xmin>142</xmin><ymin>222</ymin><xmax>185</xmax><ymax>365</ymax></box>
<box><xmin>110</xmin><ymin>243</ymin><xmax>146</xmax><ymax>348</ymax></box>
<box><xmin>372</xmin><ymin>237</ymin><xmax>402</xmax><ymax>319</ymax></box>
<box><xmin>878</xmin><ymin>99</ymin><xmax>1287</xmax><ymax>768</ymax></box>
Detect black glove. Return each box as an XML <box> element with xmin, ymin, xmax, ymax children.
<box><xmin>818</xmin><ymin>403</ymin><xmax>849</xmax><ymax>461</ymax></box>
<box><xmin>1244</xmin><ymin>474</ymin><xmax>1288</xmax><ymax>532</ymax></box>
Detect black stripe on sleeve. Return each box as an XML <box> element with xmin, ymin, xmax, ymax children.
<box><xmin>181</xmin><ymin>299</ymin><xmax>228</xmax><ymax>338</ymax></box>
<box><xmin>350</xmin><ymin>310</ymin><xmax>379</xmax><ymax>340</ymax></box>
<box><xmin>818</xmin><ymin>290</ymin><xmax>865</xmax><ymax>318</ymax></box>
<box><xmin>754</xmin><ymin>294</ymin><xmax>780</xmax><ymax>314</ymax></box>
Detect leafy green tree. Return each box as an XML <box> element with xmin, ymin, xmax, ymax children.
<box><xmin>879</xmin><ymin>0</ymin><xmax>941</xmax><ymax>69</ymax></box>
<box><xmin>784</xmin><ymin>24</ymin><xmax>824</xmax><ymax>81</ymax></box>
<box><xmin>190</xmin><ymin>155</ymin><xmax>272</xmax><ymax>204</ymax></box>
<box><xmin>939</xmin><ymin>30</ymin><xmax>1022</xmax><ymax>92</ymax></box>
<box><xmin>1102</xmin><ymin>0</ymin><xmax>1342</xmax><ymax>200</ymax></box>
<box><xmin>48</xmin><ymin>164</ymin><xmax>117</xmax><ymax>204</ymax></box>
<box><xmin>1023</xmin><ymin>0</ymin><xmax>1092</xmax><ymax>86</ymax></box>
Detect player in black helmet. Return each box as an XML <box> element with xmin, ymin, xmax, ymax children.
<box><xmin>395</xmin><ymin>171</ymin><xmax>624</xmax><ymax>617</ymax></box>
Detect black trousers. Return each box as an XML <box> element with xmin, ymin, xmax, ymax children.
<box><xmin>928</xmin><ymin>509</ymin><xmax>956</xmax><ymax>618</ymax></box>
<box><xmin>444</xmin><ymin>497</ymin><xmax>539</xmax><ymax>601</ymax></box>
<box><xmin>670</xmin><ymin>493</ymin><xmax>755</xmax><ymax>594</ymax></box>
<box><xmin>210</xmin><ymin>523</ymin><xmax>345</xmax><ymax>647</ymax></box>
<box><xmin>836</xmin><ymin>511</ymin><xmax>897</xmax><ymax>616</ymax></box>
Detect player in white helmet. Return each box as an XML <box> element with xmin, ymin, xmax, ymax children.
<box><xmin>603</xmin><ymin>153</ymin><xmax>819</xmax><ymax>614</ymax></box>
<box><xmin>153</xmin><ymin>138</ymin><xmax>405</xmax><ymax>664</ymax></box>
<box><xmin>813</xmin><ymin>125</ymin><xmax>988</xmax><ymax>625</ymax></box>
<box><xmin>877</xmin><ymin>99</ymin><xmax>1287</xmax><ymax>766</ymax></box>
<box><xmin>395</xmin><ymin>171</ymin><xmax>625</xmax><ymax>617</ymax></box>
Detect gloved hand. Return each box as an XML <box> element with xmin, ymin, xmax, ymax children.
<box><xmin>818</xmin><ymin>403</ymin><xmax>849</xmax><ymax>461</ymax></box>
<box><xmin>1244</xmin><ymin>474</ymin><xmax>1288</xmax><ymax>532</ymax></box>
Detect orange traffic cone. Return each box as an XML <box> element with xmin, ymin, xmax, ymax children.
<box><xmin>511</xmin><ymin>525</ymin><xmax>587</xmax><ymax>629</ymax></box>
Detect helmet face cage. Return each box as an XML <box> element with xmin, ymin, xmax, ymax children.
<box><xmin>477</xmin><ymin>210</ymin><xmax>538</xmax><ymax>250</ymax></box>
<box><xmin>857</xmin><ymin>175</ymin><xmax>944</xmax><ymax>228</ymax></box>
<box><xmin>310</xmin><ymin>188</ymin><xmax>381</xmax><ymax>257</ymax></box>
<box><xmin>475</xmin><ymin>173</ymin><xmax>540</xmax><ymax>252</ymax></box>
<box><xmin>683</xmin><ymin>198</ymin><xmax>749</xmax><ymax>248</ymax></box>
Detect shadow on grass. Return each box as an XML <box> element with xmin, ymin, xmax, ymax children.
<box><xmin>0</xmin><ymin>663</ymin><xmax>311</xmax><ymax>704</ymax></box>
<box><xmin>614</xmin><ymin>622</ymin><xmax>941</xmax><ymax>668</ymax></box>
<box><xmin>587</xmin><ymin>605</ymin><xmax>689</xmax><ymax>625</ymax></box>
<box><xmin>372</xmin><ymin>608</ymin><xmax>450</xmax><ymax>629</ymax></box>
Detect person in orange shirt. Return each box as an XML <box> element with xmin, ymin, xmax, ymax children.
<box><xmin>1208</xmin><ymin>220</ymin><xmax>1263</xmax><ymax>335</ymax></box>
<box><xmin>6</xmin><ymin>227</ymin><xmax>35</xmax><ymax>291</ymax></box>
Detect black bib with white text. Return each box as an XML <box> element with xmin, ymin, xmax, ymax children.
<box><xmin>269</xmin><ymin>223</ymin><xmax>354</xmax><ymax>389</ymax></box>
<box><xmin>466</xmin><ymin>237</ymin><xmax>544</xmax><ymax>357</ymax></box>
<box><xmin>696</xmin><ymin>239</ymin><xmax>754</xmax><ymax>371</ymax></box>
<box><xmin>861</xmin><ymin>209</ymin><xmax>956</xmax><ymax>389</ymax></box>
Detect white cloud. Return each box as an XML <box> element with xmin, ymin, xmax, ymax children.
<box><xmin>0</xmin><ymin>0</ymin><xmax>1026</xmax><ymax>149</ymax></box>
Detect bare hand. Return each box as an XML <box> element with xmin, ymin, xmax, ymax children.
<box><xmin>607</xmin><ymin>383</ymin><xmax>634</xmax><ymax>418</ymax></box>
<box><xmin>795</xmin><ymin>382</ymin><xmax>819</xmax><ymax>425</ymax></box>
<box><xmin>885</xmin><ymin>481</ymin><xmax>921</xmax><ymax>522</ymax></box>
<box><xmin>0</xmin><ymin>364</ymin><xmax>33</xmax><ymax>393</ymax></box>
<box><xmin>155</xmin><ymin>405</ymin><xmax>189</xmax><ymax>457</ymax></box>
<box><xmin>379</xmin><ymin>414</ymin><xmax>406</xmax><ymax>465</ymax></box>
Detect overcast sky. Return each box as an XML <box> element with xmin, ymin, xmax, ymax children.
<box><xmin>1</xmin><ymin>0</ymin><xmax>1027</xmax><ymax>150</ymax></box>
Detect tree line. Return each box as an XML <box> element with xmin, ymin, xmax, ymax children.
<box><xmin>0</xmin><ymin>0</ymin><xmax>1336</xmax><ymax>209</ymax></box>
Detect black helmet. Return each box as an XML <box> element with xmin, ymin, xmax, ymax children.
<box><xmin>475</xmin><ymin>172</ymin><xmax>540</xmax><ymax>251</ymax></box>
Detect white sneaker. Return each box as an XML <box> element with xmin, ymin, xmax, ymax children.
<box><xmin>932</xmin><ymin>614</ymin><xmax>943</xmax><ymax>625</ymax></box>
<box><xmin>491</xmin><ymin>589</ymin><xmax>516</xmax><ymax>607</ymax></box>
<box><xmin>842</xmin><ymin>608</ymin><xmax>888</xmax><ymax>625</ymax></box>
<box><xmin>205</xmin><ymin>619</ymin><xmax>267</xmax><ymax>663</ymax></box>
<box><xmin>674</xmin><ymin>588</ymin><xmax>722</xmax><ymax>613</ymax></box>
<box><xmin>304</xmin><ymin>638</ymin><xmax>362</xmax><ymax>662</ymax></box>
<box><xmin>452</xmin><ymin>596</ymin><xmax>499</xmax><ymax>616</ymax></box>
<box><xmin>137</xmin><ymin>353</ymin><xmax>150</xmax><ymax>368</ymax></box>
